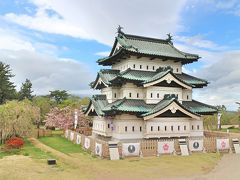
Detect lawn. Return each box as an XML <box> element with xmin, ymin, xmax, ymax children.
<box><xmin>0</xmin><ymin>138</ymin><xmax>54</xmax><ymax>159</ymax></box>
<box><xmin>39</xmin><ymin>134</ymin><xmax>84</xmax><ymax>154</ymax></box>
<box><xmin>0</xmin><ymin>133</ymin><xmax>223</xmax><ymax>180</ymax></box>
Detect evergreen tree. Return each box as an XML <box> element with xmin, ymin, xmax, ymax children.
<box><xmin>18</xmin><ymin>79</ymin><xmax>34</xmax><ymax>100</ymax></box>
<box><xmin>49</xmin><ymin>90</ymin><xmax>69</xmax><ymax>104</ymax></box>
<box><xmin>0</xmin><ymin>62</ymin><xmax>16</xmax><ymax>104</ymax></box>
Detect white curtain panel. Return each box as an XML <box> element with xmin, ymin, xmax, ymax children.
<box><xmin>158</xmin><ymin>141</ymin><xmax>175</xmax><ymax>154</ymax></box>
<box><xmin>76</xmin><ymin>134</ymin><xmax>81</xmax><ymax>144</ymax></box>
<box><xmin>189</xmin><ymin>139</ymin><xmax>203</xmax><ymax>151</ymax></box>
<box><xmin>216</xmin><ymin>138</ymin><xmax>230</xmax><ymax>150</ymax></box>
<box><xmin>84</xmin><ymin>137</ymin><xmax>91</xmax><ymax>149</ymax></box>
<box><xmin>70</xmin><ymin>131</ymin><xmax>74</xmax><ymax>141</ymax></box>
<box><xmin>95</xmin><ymin>143</ymin><xmax>102</xmax><ymax>156</ymax></box>
<box><xmin>122</xmin><ymin>143</ymin><xmax>140</xmax><ymax>156</ymax></box>
<box><xmin>65</xmin><ymin>130</ymin><xmax>68</xmax><ymax>138</ymax></box>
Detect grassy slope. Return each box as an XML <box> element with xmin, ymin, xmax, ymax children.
<box><xmin>38</xmin><ymin>134</ymin><xmax>221</xmax><ymax>178</ymax></box>
<box><xmin>39</xmin><ymin>135</ymin><xmax>84</xmax><ymax>154</ymax></box>
<box><xmin>0</xmin><ymin>138</ymin><xmax>54</xmax><ymax>159</ymax></box>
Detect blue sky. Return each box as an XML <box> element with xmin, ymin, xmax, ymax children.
<box><xmin>0</xmin><ymin>0</ymin><xmax>239</xmax><ymax>110</ymax></box>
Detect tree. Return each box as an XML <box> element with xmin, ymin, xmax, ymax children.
<box><xmin>49</xmin><ymin>90</ymin><xmax>69</xmax><ymax>104</ymax></box>
<box><xmin>45</xmin><ymin>107</ymin><xmax>73</xmax><ymax>129</ymax></box>
<box><xmin>0</xmin><ymin>100</ymin><xmax>40</xmax><ymax>144</ymax></box>
<box><xmin>0</xmin><ymin>62</ymin><xmax>16</xmax><ymax>104</ymax></box>
<box><xmin>18</xmin><ymin>79</ymin><xmax>34</xmax><ymax>101</ymax></box>
<box><xmin>32</xmin><ymin>96</ymin><xmax>53</xmax><ymax>122</ymax></box>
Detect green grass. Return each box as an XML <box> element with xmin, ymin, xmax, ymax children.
<box><xmin>219</xmin><ymin>128</ymin><xmax>240</xmax><ymax>133</ymax></box>
<box><xmin>39</xmin><ymin>135</ymin><xmax>84</xmax><ymax>154</ymax></box>
<box><xmin>0</xmin><ymin>138</ymin><xmax>54</xmax><ymax>159</ymax></box>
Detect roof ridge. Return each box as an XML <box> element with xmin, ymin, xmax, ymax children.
<box><xmin>123</xmin><ymin>33</ymin><xmax>169</xmax><ymax>44</ymax></box>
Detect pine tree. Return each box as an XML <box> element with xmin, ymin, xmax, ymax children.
<box><xmin>18</xmin><ymin>79</ymin><xmax>34</xmax><ymax>101</ymax></box>
<box><xmin>0</xmin><ymin>62</ymin><xmax>16</xmax><ymax>104</ymax></box>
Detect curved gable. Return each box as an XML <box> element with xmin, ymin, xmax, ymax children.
<box><xmin>143</xmin><ymin>71</ymin><xmax>192</xmax><ymax>89</ymax></box>
<box><xmin>143</xmin><ymin>100</ymin><xmax>200</xmax><ymax>120</ymax></box>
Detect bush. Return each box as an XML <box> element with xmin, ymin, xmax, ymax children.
<box><xmin>5</xmin><ymin>137</ymin><xmax>24</xmax><ymax>149</ymax></box>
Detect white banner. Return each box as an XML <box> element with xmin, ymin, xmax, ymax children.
<box><xmin>84</xmin><ymin>137</ymin><xmax>91</xmax><ymax>149</ymax></box>
<box><xmin>189</xmin><ymin>139</ymin><xmax>203</xmax><ymax>151</ymax></box>
<box><xmin>158</xmin><ymin>141</ymin><xmax>175</xmax><ymax>154</ymax></box>
<box><xmin>70</xmin><ymin>131</ymin><xmax>74</xmax><ymax>141</ymax></box>
<box><xmin>122</xmin><ymin>143</ymin><xmax>140</xmax><ymax>156</ymax></box>
<box><xmin>217</xmin><ymin>138</ymin><xmax>230</xmax><ymax>150</ymax></box>
<box><xmin>65</xmin><ymin>129</ymin><xmax>69</xmax><ymax>138</ymax></box>
<box><xmin>76</xmin><ymin>134</ymin><xmax>81</xmax><ymax>145</ymax></box>
<box><xmin>95</xmin><ymin>143</ymin><xmax>102</xmax><ymax>156</ymax></box>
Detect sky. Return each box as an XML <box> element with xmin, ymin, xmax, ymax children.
<box><xmin>0</xmin><ymin>0</ymin><xmax>239</xmax><ymax>110</ymax></box>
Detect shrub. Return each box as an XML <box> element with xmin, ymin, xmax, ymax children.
<box><xmin>5</xmin><ymin>137</ymin><xmax>24</xmax><ymax>149</ymax></box>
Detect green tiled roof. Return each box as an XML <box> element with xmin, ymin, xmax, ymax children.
<box><xmin>98</xmin><ymin>32</ymin><xmax>199</xmax><ymax>65</ymax></box>
<box><xmin>92</xmin><ymin>69</ymin><xmax>207</xmax><ymax>89</ymax></box>
<box><xmin>85</xmin><ymin>94</ymin><xmax>217</xmax><ymax>117</ymax></box>
<box><xmin>175</xmin><ymin>73</ymin><xmax>208</xmax><ymax>88</ymax></box>
<box><xmin>182</xmin><ymin>100</ymin><xmax>217</xmax><ymax>115</ymax></box>
<box><xmin>103</xmin><ymin>98</ymin><xmax>154</xmax><ymax>114</ymax></box>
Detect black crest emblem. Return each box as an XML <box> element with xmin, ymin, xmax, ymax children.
<box><xmin>128</xmin><ymin>145</ymin><xmax>136</xmax><ymax>153</ymax></box>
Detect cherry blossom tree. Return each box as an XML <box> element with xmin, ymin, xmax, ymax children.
<box><xmin>45</xmin><ymin>107</ymin><xmax>73</xmax><ymax>130</ymax></box>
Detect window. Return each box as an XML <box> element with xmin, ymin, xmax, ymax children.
<box><xmin>114</xmin><ymin>93</ymin><xmax>117</xmax><ymax>98</ymax></box>
<box><xmin>165</xmin><ymin>126</ymin><xmax>167</xmax><ymax>131</ymax></box>
<box><xmin>176</xmin><ymin>68</ymin><xmax>178</xmax><ymax>72</ymax></box>
<box><xmin>184</xmin><ymin>126</ymin><xmax>186</xmax><ymax>131</ymax></box>
<box><xmin>187</xmin><ymin>95</ymin><xmax>189</xmax><ymax>100</ymax></box>
<box><xmin>125</xmin><ymin>126</ymin><xmax>128</xmax><ymax>132</ymax></box>
<box><xmin>192</xmin><ymin>125</ymin><xmax>194</xmax><ymax>130</ymax></box>
<box><xmin>197</xmin><ymin>125</ymin><xmax>200</xmax><ymax>130</ymax></box>
<box><xmin>157</xmin><ymin>93</ymin><xmax>159</xmax><ymax>98</ymax></box>
<box><xmin>153</xmin><ymin>66</ymin><xmax>155</xmax><ymax>70</ymax></box>
<box><xmin>129</xmin><ymin>92</ymin><xmax>132</xmax><ymax>98</ymax></box>
<box><xmin>146</xmin><ymin>65</ymin><xmax>149</xmax><ymax>70</ymax></box>
<box><xmin>140</xmin><ymin>126</ymin><xmax>142</xmax><ymax>132</ymax></box>
<box><xmin>171</xmin><ymin>126</ymin><xmax>173</xmax><ymax>131</ymax></box>
<box><xmin>133</xmin><ymin>64</ymin><xmax>136</xmax><ymax>68</ymax></box>
<box><xmin>151</xmin><ymin>126</ymin><xmax>153</xmax><ymax>131</ymax></box>
<box><xmin>132</xmin><ymin>126</ymin><xmax>135</xmax><ymax>132</ymax></box>
<box><xmin>137</xmin><ymin>93</ymin><xmax>139</xmax><ymax>98</ymax></box>
<box><xmin>178</xmin><ymin>126</ymin><xmax>180</xmax><ymax>131</ymax></box>
<box><xmin>150</xmin><ymin>93</ymin><xmax>153</xmax><ymax>98</ymax></box>
<box><xmin>158</xmin><ymin>126</ymin><xmax>160</xmax><ymax>131</ymax></box>
<box><xmin>108</xmin><ymin>124</ymin><xmax>110</xmax><ymax>128</ymax></box>
<box><xmin>140</xmin><ymin>65</ymin><xmax>142</xmax><ymax>69</ymax></box>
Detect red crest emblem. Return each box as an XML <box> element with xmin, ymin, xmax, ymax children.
<box><xmin>221</xmin><ymin>141</ymin><xmax>226</xmax><ymax>149</ymax></box>
<box><xmin>163</xmin><ymin>143</ymin><xmax>169</xmax><ymax>152</ymax></box>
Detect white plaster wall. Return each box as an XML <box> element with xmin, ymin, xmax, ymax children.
<box><xmin>144</xmin><ymin>117</ymin><xmax>203</xmax><ymax>138</ymax></box>
<box><xmin>92</xmin><ymin>114</ymin><xmax>203</xmax><ymax>140</ymax></box>
<box><xmin>111</xmin><ymin>114</ymin><xmax>144</xmax><ymax>140</ymax></box>
<box><xmin>189</xmin><ymin>120</ymin><xmax>204</xmax><ymax>136</ymax></box>
<box><xmin>92</xmin><ymin>116</ymin><xmax>112</xmax><ymax>137</ymax></box>
<box><xmin>101</xmin><ymin>84</ymin><xmax>193</xmax><ymax>103</ymax></box>
<box><xmin>145</xmin><ymin>86</ymin><xmax>183</xmax><ymax>104</ymax></box>
<box><xmin>112</xmin><ymin>56</ymin><xmax>182</xmax><ymax>74</ymax></box>
<box><xmin>120</xmin><ymin>83</ymin><xmax>145</xmax><ymax>99</ymax></box>
<box><xmin>182</xmin><ymin>89</ymin><xmax>192</xmax><ymax>101</ymax></box>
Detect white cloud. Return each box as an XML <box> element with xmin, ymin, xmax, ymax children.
<box><xmin>1</xmin><ymin>49</ymin><xmax>95</xmax><ymax>96</ymax></box>
<box><xmin>175</xmin><ymin>35</ymin><xmax>227</xmax><ymax>50</ymax></box>
<box><xmin>189</xmin><ymin>50</ymin><xmax>240</xmax><ymax>111</ymax></box>
<box><xmin>4</xmin><ymin>0</ymin><xmax>188</xmax><ymax>45</ymax></box>
<box><xmin>0</xmin><ymin>28</ymin><xmax>35</xmax><ymax>51</ymax></box>
<box><xmin>95</xmin><ymin>51</ymin><xmax>110</xmax><ymax>57</ymax></box>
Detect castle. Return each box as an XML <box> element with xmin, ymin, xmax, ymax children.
<box><xmin>85</xmin><ymin>27</ymin><xmax>216</xmax><ymax>142</ymax></box>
